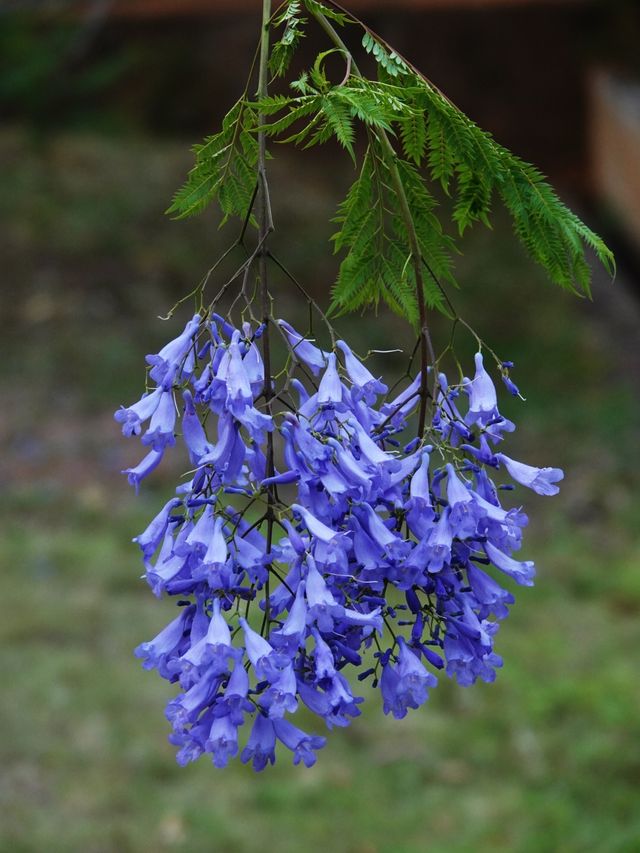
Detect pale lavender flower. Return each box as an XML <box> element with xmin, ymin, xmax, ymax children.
<box><xmin>496</xmin><ymin>453</ymin><xmax>564</xmax><ymax>496</ymax></box>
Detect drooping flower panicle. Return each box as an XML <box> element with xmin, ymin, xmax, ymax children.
<box><xmin>116</xmin><ymin>315</ymin><xmax>563</xmax><ymax>770</ymax></box>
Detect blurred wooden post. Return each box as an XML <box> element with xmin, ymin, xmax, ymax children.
<box><xmin>589</xmin><ymin>70</ymin><xmax>640</xmax><ymax>249</ymax></box>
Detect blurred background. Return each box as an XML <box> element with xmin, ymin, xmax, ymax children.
<box><xmin>1</xmin><ymin>1</ymin><xmax>640</xmax><ymax>851</ymax></box>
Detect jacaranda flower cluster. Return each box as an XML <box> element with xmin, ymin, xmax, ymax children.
<box><xmin>115</xmin><ymin>312</ymin><xmax>563</xmax><ymax>770</ymax></box>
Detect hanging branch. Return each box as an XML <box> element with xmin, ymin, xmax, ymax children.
<box><xmin>116</xmin><ymin>0</ymin><xmax>611</xmax><ymax>773</ymax></box>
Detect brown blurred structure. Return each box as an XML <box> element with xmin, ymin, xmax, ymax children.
<box><xmin>590</xmin><ymin>71</ymin><xmax>640</xmax><ymax>249</ymax></box>
<box><xmin>101</xmin><ymin>0</ymin><xmax>591</xmax><ymax>15</ymax></box>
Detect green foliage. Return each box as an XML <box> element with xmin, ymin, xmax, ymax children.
<box><xmin>302</xmin><ymin>0</ymin><xmax>351</xmax><ymax>26</ymax></box>
<box><xmin>269</xmin><ymin>2</ymin><xmax>307</xmax><ymax>78</ymax></box>
<box><xmin>328</xmin><ymin>144</ymin><xmax>454</xmax><ymax>320</ymax></box>
<box><xmin>168</xmin><ymin>0</ymin><xmax>614</xmax><ymax>322</ymax></box>
<box><xmin>362</xmin><ymin>30</ymin><xmax>410</xmax><ymax>78</ymax></box>
<box><xmin>357</xmin><ymin>28</ymin><xmax>615</xmax><ymax>295</ymax></box>
<box><xmin>166</xmin><ymin>100</ymin><xmax>259</xmax><ymax>223</ymax></box>
<box><xmin>413</xmin><ymin>84</ymin><xmax>615</xmax><ymax>293</ymax></box>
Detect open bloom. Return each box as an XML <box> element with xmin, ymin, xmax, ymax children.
<box><xmin>380</xmin><ymin>639</ymin><xmax>437</xmax><ymax>719</ymax></box>
<box><xmin>496</xmin><ymin>453</ymin><xmax>564</xmax><ymax>496</ymax></box>
<box><xmin>241</xmin><ymin>714</ymin><xmax>276</xmax><ymax>772</ymax></box>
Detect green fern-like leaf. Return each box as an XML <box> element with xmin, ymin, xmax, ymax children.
<box><xmin>452</xmin><ymin>164</ymin><xmax>493</xmax><ymax>234</ymax></box>
<box><xmin>425</xmin><ymin>109</ymin><xmax>456</xmax><ymax>194</ymax></box>
<box><xmin>400</xmin><ymin>111</ymin><xmax>427</xmax><ymax>164</ymax></box>
<box><xmin>270</xmin><ymin>1</ymin><xmax>306</xmax><ymax>78</ymax></box>
<box><xmin>393</xmin><ymin>158</ymin><xmax>456</xmax><ymax>312</ymax></box>
<box><xmin>320</xmin><ymin>94</ymin><xmax>356</xmax><ymax>158</ymax></box>
<box><xmin>330</xmin><ymin>143</ymin><xmax>451</xmax><ymax>324</ymax></box>
<box><xmin>413</xmin><ymin>83</ymin><xmax>613</xmax><ymax>294</ymax></box>
<box><xmin>257</xmin><ymin>95</ymin><xmax>320</xmax><ymax>136</ymax></box>
<box><xmin>362</xmin><ymin>31</ymin><xmax>409</xmax><ymax>78</ymax></box>
<box><xmin>332</xmin><ymin>85</ymin><xmax>394</xmax><ymax>131</ymax></box>
<box><xmin>303</xmin><ymin>0</ymin><xmax>350</xmax><ymax>26</ymax></box>
<box><xmin>166</xmin><ymin>100</ymin><xmax>259</xmax><ymax>224</ymax></box>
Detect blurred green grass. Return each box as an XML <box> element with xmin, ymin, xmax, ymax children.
<box><xmin>1</xmin><ymin>127</ymin><xmax>639</xmax><ymax>853</ymax></box>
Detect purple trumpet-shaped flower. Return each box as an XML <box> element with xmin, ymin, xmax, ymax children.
<box><xmin>328</xmin><ymin>439</ymin><xmax>371</xmax><ymax>493</ymax></box>
<box><xmin>239</xmin><ymin>617</ymin><xmax>289</xmax><ymax>682</ymax></box>
<box><xmin>206</xmin><ymin>714</ymin><xmax>239</xmax><ymax>768</ymax></box>
<box><xmin>141</xmin><ymin>389</ymin><xmax>177</xmax><ymax>451</ymax></box>
<box><xmin>280</xmin><ymin>519</ymin><xmax>307</xmax><ymax>557</ymax></box>
<box><xmin>165</xmin><ymin>666</ymin><xmax>222</xmax><ymax>728</ymax></box>
<box><xmin>312</xmin><ymin>629</ymin><xmax>337</xmax><ymax>681</ymax></box>
<box><xmin>425</xmin><ymin>509</ymin><xmax>454</xmax><ymax>573</ymax></box>
<box><xmin>179</xmin><ymin>503</ymin><xmax>216</xmax><ymax>559</ymax></box>
<box><xmin>496</xmin><ymin>453</ymin><xmax>564</xmax><ymax>496</ymax></box>
<box><xmin>133</xmin><ymin>497</ymin><xmax>181</xmax><ymax>560</ymax></box>
<box><xmin>317</xmin><ymin>353</ymin><xmax>345</xmax><ymax>409</ymax></box>
<box><xmin>182</xmin><ymin>390</ymin><xmax>211</xmax><ymax>464</ymax></box>
<box><xmin>134</xmin><ymin>605</ymin><xmax>194</xmax><ymax>674</ymax></box>
<box><xmin>193</xmin><ymin>517</ymin><xmax>229</xmax><ymax>586</ymax></box>
<box><xmin>198</xmin><ymin>414</ymin><xmax>247</xmax><ymax>484</ymax></box>
<box><xmin>273</xmin><ymin>719</ymin><xmax>326</xmax><ymax>767</ymax></box>
<box><xmin>297</xmin><ymin>674</ymin><xmax>363</xmax><ymax>729</ymax></box>
<box><xmin>146</xmin><ymin>313</ymin><xmax>201</xmax><ymax>387</ymax></box>
<box><xmin>114</xmin><ymin>386</ymin><xmax>163</xmax><ymax>437</ymax></box>
<box><xmin>380</xmin><ymin>639</ymin><xmax>437</xmax><ymax>719</ymax></box>
<box><xmin>357</xmin><ymin>503</ymin><xmax>409</xmax><ymax>561</ymax></box>
<box><xmin>225</xmin><ymin>339</ymin><xmax>254</xmax><ymax>416</ymax></box>
<box><xmin>283</xmin><ymin>416</ymin><xmax>331</xmax><ymax>471</ymax></box>
<box><xmin>260</xmin><ymin>664</ymin><xmax>298</xmax><ymax>719</ymax></box>
<box><xmin>270</xmin><ymin>582</ymin><xmax>308</xmax><ymax>656</ymax></box>
<box><xmin>409</xmin><ymin>447</ymin><xmax>432</xmax><ymax>500</ymax></box>
<box><xmin>467</xmin><ymin>563</ymin><xmax>515</xmax><ymax>620</ymax></box>
<box><xmin>444</xmin><ymin>629</ymin><xmax>503</xmax><ymax>687</ymax></box>
<box><xmin>380</xmin><ymin>372</ymin><xmax>424</xmax><ymax>428</ymax></box>
<box><xmin>196</xmin><ymin>598</ymin><xmax>237</xmax><ymax>675</ymax></box>
<box><xmin>278</xmin><ymin>320</ymin><xmax>329</xmax><ymax>375</ymax></box>
<box><xmin>485</xmin><ymin>541</ymin><xmax>535</xmax><ymax>586</ymax></box>
<box><xmin>351</xmin><ymin>515</ymin><xmax>385</xmax><ymax>575</ymax></box>
<box><xmin>337</xmin><ymin>340</ymin><xmax>387</xmax><ymax>403</ymax></box>
<box><xmin>406</xmin><ymin>448</ymin><xmax>435</xmax><ymax>536</ymax></box>
<box><xmin>241</xmin><ymin>713</ymin><xmax>276</xmax><ymax>772</ymax></box>
<box><xmin>241</xmin><ymin>333</ymin><xmax>265</xmax><ymax>397</ymax></box>
<box><xmin>216</xmin><ymin>660</ymin><xmax>253</xmax><ymax>726</ymax></box>
<box><xmin>231</xmin><ymin>532</ymin><xmax>269</xmax><ymax>586</ymax></box>
<box><xmin>123</xmin><ymin>449</ymin><xmax>164</xmax><ymax>492</ymax></box>
<box><xmin>461</xmin><ymin>434</ymin><xmax>499</xmax><ymax>467</ymax></box>
<box><xmin>445</xmin><ymin>464</ymin><xmax>482</xmax><ymax>539</ymax></box>
<box><xmin>304</xmin><ymin>559</ymin><xmax>342</xmax><ymax>632</ymax></box>
<box><xmin>346</xmin><ymin>416</ymin><xmax>400</xmax><ymax>470</ymax></box>
<box><xmin>144</xmin><ymin>528</ymin><xmax>185</xmax><ymax>598</ymax></box>
<box><xmin>168</xmin><ymin>727</ymin><xmax>207</xmax><ymax>767</ymax></box>
<box><xmin>235</xmin><ymin>404</ymin><xmax>274</xmax><ymax>445</ymax></box>
<box><xmin>291</xmin><ymin>504</ymin><xmax>348</xmax><ymax>549</ymax></box>
<box><xmin>464</xmin><ymin>352</ymin><xmax>499</xmax><ymax>426</ymax></box>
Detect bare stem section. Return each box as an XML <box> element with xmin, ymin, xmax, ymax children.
<box><xmin>258</xmin><ymin>0</ymin><xmax>275</xmax><ymax>631</ymax></box>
